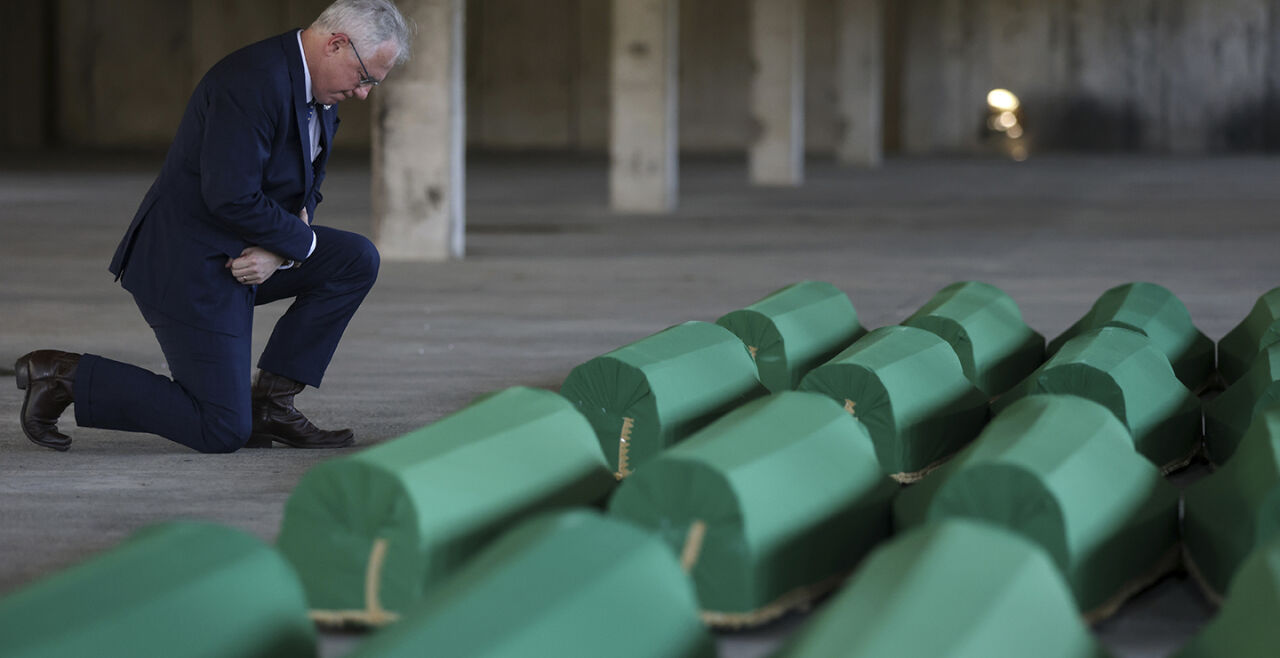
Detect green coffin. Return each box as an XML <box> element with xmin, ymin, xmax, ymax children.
<box><xmin>775</xmin><ymin>520</ymin><xmax>1111</xmax><ymax>658</ymax></box>
<box><xmin>1047</xmin><ymin>282</ymin><xmax>1215</xmax><ymax>390</ymax></box>
<box><xmin>715</xmin><ymin>281</ymin><xmax>866</xmax><ymax>393</ymax></box>
<box><xmin>895</xmin><ymin>395</ymin><xmax>1180</xmax><ymax>620</ymax></box>
<box><xmin>1183</xmin><ymin>402</ymin><xmax>1280</xmax><ymax>602</ymax></box>
<box><xmin>347</xmin><ymin>510</ymin><xmax>715</xmax><ymax>658</ymax></box>
<box><xmin>798</xmin><ymin>325</ymin><xmax>989</xmax><ymax>481</ymax></box>
<box><xmin>1204</xmin><ymin>344</ymin><xmax>1280</xmax><ymax>464</ymax></box>
<box><xmin>1218</xmin><ymin>286</ymin><xmax>1280</xmax><ymax>384</ymax></box>
<box><xmin>276</xmin><ymin>386</ymin><xmax>616</xmax><ymax>625</ymax></box>
<box><xmin>1175</xmin><ymin>536</ymin><xmax>1280</xmax><ymax>658</ymax></box>
<box><xmin>902</xmin><ymin>280</ymin><xmax>1045</xmax><ymax>397</ymax></box>
<box><xmin>0</xmin><ymin>522</ymin><xmax>315</xmax><ymax>658</ymax></box>
<box><xmin>560</xmin><ymin>320</ymin><xmax>764</xmax><ymax>478</ymax></box>
<box><xmin>608</xmin><ymin>391</ymin><xmax>896</xmax><ymax>628</ymax></box>
<box><xmin>995</xmin><ymin>326</ymin><xmax>1202</xmax><ymax>473</ymax></box>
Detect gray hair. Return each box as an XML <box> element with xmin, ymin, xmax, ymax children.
<box><xmin>311</xmin><ymin>0</ymin><xmax>414</xmax><ymax>65</ymax></box>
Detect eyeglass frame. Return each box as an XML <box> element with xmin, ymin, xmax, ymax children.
<box><xmin>333</xmin><ymin>33</ymin><xmax>380</xmax><ymax>88</ymax></box>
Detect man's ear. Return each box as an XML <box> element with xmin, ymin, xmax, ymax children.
<box><xmin>325</xmin><ymin>33</ymin><xmax>347</xmax><ymax>56</ymax></box>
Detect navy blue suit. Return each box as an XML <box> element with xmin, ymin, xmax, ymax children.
<box><xmin>73</xmin><ymin>30</ymin><xmax>379</xmax><ymax>453</ymax></box>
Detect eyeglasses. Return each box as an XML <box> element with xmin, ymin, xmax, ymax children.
<box><xmin>337</xmin><ymin>34</ymin><xmax>380</xmax><ymax>88</ymax></box>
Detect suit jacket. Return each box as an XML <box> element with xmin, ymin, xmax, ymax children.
<box><xmin>110</xmin><ymin>30</ymin><xmax>339</xmax><ymax>336</ymax></box>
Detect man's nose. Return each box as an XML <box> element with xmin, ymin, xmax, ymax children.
<box><xmin>355</xmin><ymin>86</ymin><xmax>372</xmax><ymax>100</ymax></box>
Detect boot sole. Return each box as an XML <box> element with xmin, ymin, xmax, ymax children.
<box><xmin>15</xmin><ymin>356</ymin><xmax>71</xmax><ymax>452</ymax></box>
<box><xmin>246</xmin><ymin>432</ymin><xmax>354</xmax><ymax>449</ymax></box>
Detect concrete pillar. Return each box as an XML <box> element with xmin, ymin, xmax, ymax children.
<box><xmin>749</xmin><ymin>0</ymin><xmax>805</xmax><ymax>185</ymax></box>
<box><xmin>834</xmin><ymin>0</ymin><xmax>882</xmax><ymax>166</ymax></box>
<box><xmin>372</xmin><ymin>0</ymin><xmax>466</xmax><ymax>261</ymax></box>
<box><xmin>610</xmin><ymin>0</ymin><xmax>679</xmax><ymax>213</ymax></box>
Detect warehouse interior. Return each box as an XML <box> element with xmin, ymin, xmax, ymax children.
<box><xmin>3</xmin><ymin>1</ymin><xmax>1280</xmax><ymax>656</ymax></box>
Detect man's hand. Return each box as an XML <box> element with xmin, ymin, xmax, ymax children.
<box><xmin>226</xmin><ymin>246</ymin><xmax>286</xmax><ymax>286</ymax></box>
<box><xmin>299</xmin><ymin>207</ymin><xmax>310</xmax><ymax>225</ymax></box>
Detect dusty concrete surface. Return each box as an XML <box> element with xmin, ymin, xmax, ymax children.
<box><xmin>2</xmin><ymin>152</ymin><xmax>1274</xmax><ymax>655</ymax></box>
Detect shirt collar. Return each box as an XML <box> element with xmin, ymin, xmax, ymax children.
<box><xmin>296</xmin><ymin>30</ymin><xmax>318</xmax><ymax>107</ymax></box>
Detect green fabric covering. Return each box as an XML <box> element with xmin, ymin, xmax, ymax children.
<box><xmin>560</xmin><ymin>320</ymin><xmax>764</xmax><ymax>476</ymax></box>
<box><xmin>608</xmin><ymin>391</ymin><xmax>896</xmax><ymax>624</ymax></box>
<box><xmin>0</xmin><ymin>522</ymin><xmax>315</xmax><ymax>658</ymax></box>
<box><xmin>1204</xmin><ymin>344</ymin><xmax>1280</xmax><ymax>464</ymax></box>
<box><xmin>1047</xmin><ymin>282</ymin><xmax>1215</xmax><ymax>390</ymax></box>
<box><xmin>797</xmin><ymin>325</ymin><xmax>989</xmax><ymax>478</ymax></box>
<box><xmin>1183</xmin><ymin>402</ymin><xmax>1280</xmax><ymax>601</ymax></box>
<box><xmin>1218</xmin><ymin>286</ymin><xmax>1280</xmax><ymax>384</ymax></box>
<box><xmin>775</xmin><ymin>520</ymin><xmax>1112</xmax><ymax>658</ymax></box>
<box><xmin>715</xmin><ymin>280</ymin><xmax>866</xmax><ymax>393</ymax></box>
<box><xmin>902</xmin><ymin>280</ymin><xmax>1045</xmax><ymax>397</ymax></box>
<box><xmin>277</xmin><ymin>386</ymin><xmax>616</xmax><ymax>621</ymax></box>
<box><xmin>1175</xmin><ymin>536</ymin><xmax>1280</xmax><ymax>658</ymax></box>
<box><xmin>895</xmin><ymin>395</ymin><xmax>1180</xmax><ymax>616</ymax></box>
<box><xmin>995</xmin><ymin>326</ymin><xmax>1202</xmax><ymax>472</ymax></box>
<box><xmin>348</xmin><ymin>510</ymin><xmax>715</xmax><ymax>658</ymax></box>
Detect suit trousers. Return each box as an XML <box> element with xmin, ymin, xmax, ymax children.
<box><xmin>73</xmin><ymin>226</ymin><xmax>379</xmax><ymax>453</ymax></box>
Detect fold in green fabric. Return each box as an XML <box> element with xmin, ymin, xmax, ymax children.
<box><xmin>560</xmin><ymin>321</ymin><xmax>765</xmax><ymax>477</ymax></box>
<box><xmin>775</xmin><ymin>520</ymin><xmax>1112</xmax><ymax>658</ymax></box>
<box><xmin>895</xmin><ymin>395</ymin><xmax>1180</xmax><ymax>619</ymax></box>
<box><xmin>1175</xmin><ymin>535</ymin><xmax>1280</xmax><ymax>658</ymax></box>
<box><xmin>347</xmin><ymin>510</ymin><xmax>715</xmax><ymax>658</ymax></box>
<box><xmin>1047</xmin><ymin>282</ymin><xmax>1215</xmax><ymax>390</ymax></box>
<box><xmin>608</xmin><ymin>391</ymin><xmax>896</xmax><ymax>627</ymax></box>
<box><xmin>995</xmin><ymin>326</ymin><xmax>1201</xmax><ymax>473</ymax></box>
<box><xmin>1218</xmin><ymin>287</ymin><xmax>1280</xmax><ymax>385</ymax></box>
<box><xmin>715</xmin><ymin>281</ymin><xmax>866</xmax><ymax>393</ymax></box>
<box><xmin>1183</xmin><ymin>402</ymin><xmax>1280</xmax><ymax>602</ymax></box>
<box><xmin>798</xmin><ymin>325</ymin><xmax>989</xmax><ymax>480</ymax></box>
<box><xmin>276</xmin><ymin>387</ymin><xmax>616</xmax><ymax>622</ymax></box>
<box><xmin>1204</xmin><ymin>344</ymin><xmax>1280</xmax><ymax>464</ymax></box>
<box><xmin>0</xmin><ymin>522</ymin><xmax>315</xmax><ymax>658</ymax></box>
<box><xmin>902</xmin><ymin>280</ymin><xmax>1045</xmax><ymax>397</ymax></box>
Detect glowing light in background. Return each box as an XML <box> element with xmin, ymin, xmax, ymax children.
<box><xmin>987</xmin><ymin>89</ymin><xmax>1021</xmax><ymax>112</ymax></box>
<box><xmin>985</xmin><ymin>88</ymin><xmax>1027</xmax><ymax>161</ymax></box>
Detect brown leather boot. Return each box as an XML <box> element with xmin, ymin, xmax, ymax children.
<box><xmin>15</xmin><ymin>350</ymin><xmax>81</xmax><ymax>451</ymax></box>
<box><xmin>246</xmin><ymin>370</ymin><xmax>354</xmax><ymax>449</ymax></box>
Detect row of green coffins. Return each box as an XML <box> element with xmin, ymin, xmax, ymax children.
<box><xmin>5</xmin><ymin>392</ymin><xmax>1238</xmax><ymax>657</ymax></box>
<box><xmin>6</xmin><ymin>281</ymin><xmax>1274</xmax><ymax>656</ymax></box>
<box><xmin>278</xmin><ymin>379</ymin><xmax>1211</xmax><ymax>630</ymax></box>
<box><xmin>273</xmin><ymin>389</ymin><xmax>896</xmax><ymax>629</ymax></box>
<box><xmin>8</xmin><ymin>485</ymin><xmax>1278</xmax><ymax>658</ymax></box>
<box><xmin>561</xmin><ymin>279</ymin><xmax>1234</xmax><ymax>481</ymax></box>
<box><xmin>0</xmin><ymin>393</ymin><xmax>1178</xmax><ymax>656</ymax></box>
<box><xmin>561</xmin><ymin>279</ymin><xmax>1044</xmax><ymax>482</ymax></box>
<box><xmin>639</xmin><ymin>391</ymin><xmax>1280</xmax><ymax>653</ymax></box>
<box><xmin>3</xmin><ymin>381</ymin><xmax>1274</xmax><ymax>653</ymax></box>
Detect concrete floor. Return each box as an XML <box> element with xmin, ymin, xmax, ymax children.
<box><xmin>2</xmin><ymin>152</ymin><xmax>1274</xmax><ymax>656</ymax></box>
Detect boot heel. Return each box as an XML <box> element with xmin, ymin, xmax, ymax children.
<box><xmin>244</xmin><ymin>434</ymin><xmax>274</xmax><ymax>449</ymax></box>
<box><xmin>14</xmin><ymin>357</ymin><xmax>29</xmax><ymax>390</ymax></box>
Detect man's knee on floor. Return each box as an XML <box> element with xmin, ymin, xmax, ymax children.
<box><xmin>194</xmin><ymin>413</ymin><xmax>252</xmax><ymax>454</ymax></box>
